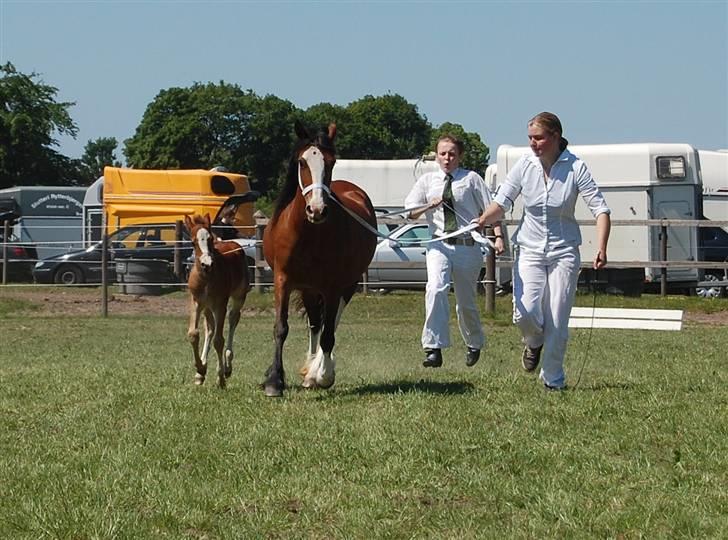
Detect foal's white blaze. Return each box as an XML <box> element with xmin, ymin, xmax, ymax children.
<box><xmin>301</xmin><ymin>146</ymin><xmax>327</xmax><ymax>214</ymax></box>
<box><xmin>196</xmin><ymin>228</ymin><xmax>213</xmax><ymax>267</ymax></box>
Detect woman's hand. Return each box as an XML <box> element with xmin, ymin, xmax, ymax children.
<box><xmin>593</xmin><ymin>249</ymin><xmax>607</xmax><ymax>270</ymax></box>
<box><xmin>494</xmin><ymin>236</ymin><xmax>505</xmax><ymax>256</ymax></box>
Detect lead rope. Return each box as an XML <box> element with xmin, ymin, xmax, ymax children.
<box><xmin>572</xmin><ymin>269</ymin><xmax>599</xmax><ymax>389</ymax></box>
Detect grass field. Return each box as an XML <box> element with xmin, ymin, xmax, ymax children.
<box><xmin>0</xmin><ymin>289</ymin><xmax>726</xmax><ymax>539</ymax></box>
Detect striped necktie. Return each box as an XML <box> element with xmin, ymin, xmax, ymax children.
<box><xmin>442</xmin><ymin>173</ymin><xmax>456</xmax><ymax>233</ymax></box>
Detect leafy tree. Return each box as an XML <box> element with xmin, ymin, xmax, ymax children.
<box><xmin>0</xmin><ymin>62</ymin><xmax>80</xmax><ymax>188</ymax></box>
<box><xmin>430</xmin><ymin>122</ymin><xmax>490</xmax><ymax>175</ymax></box>
<box><xmin>341</xmin><ymin>94</ymin><xmax>432</xmax><ymax>159</ymax></box>
<box><xmin>77</xmin><ymin>137</ymin><xmax>121</xmax><ymax>184</ymax></box>
<box><xmin>123</xmin><ymin>82</ymin><xmax>297</xmax><ymax>194</ymax></box>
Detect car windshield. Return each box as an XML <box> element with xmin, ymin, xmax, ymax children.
<box><xmin>394</xmin><ymin>225</ymin><xmax>432</xmax><ymax>245</ymax></box>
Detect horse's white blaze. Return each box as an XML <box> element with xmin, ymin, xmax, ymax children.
<box><xmin>301</xmin><ymin>146</ymin><xmax>327</xmax><ymax>212</ymax></box>
<box><xmin>196</xmin><ymin>228</ymin><xmax>213</xmax><ymax>266</ymax></box>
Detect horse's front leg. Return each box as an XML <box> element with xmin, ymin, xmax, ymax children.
<box><xmin>308</xmin><ymin>294</ymin><xmax>348</xmax><ymax>390</ymax></box>
<box><xmin>299</xmin><ymin>291</ymin><xmax>322</xmax><ymax>387</ymax></box>
<box><xmin>264</xmin><ymin>279</ymin><xmax>290</xmax><ymax>397</ymax></box>
<box><xmin>187</xmin><ymin>298</ymin><xmax>206</xmax><ymax>385</ymax></box>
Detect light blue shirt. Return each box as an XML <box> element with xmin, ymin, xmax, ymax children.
<box><xmin>405</xmin><ymin>167</ymin><xmax>493</xmax><ymax>238</ymax></box>
<box><xmin>494</xmin><ymin>149</ymin><xmax>610</xmax><ymax>252</ymax></box>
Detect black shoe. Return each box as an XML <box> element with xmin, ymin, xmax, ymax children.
<box><xmin>423</xmin><ymin>348</ymin><xmax>443</xmax><ymax>368</ymax></box>
<box><xmin>465</xmin><ymin>347</ymin><xmax>480</xmax><ymax>367</ymax></box>
<box><xmin>521</xmin><ymin>345</ymin><xmax>543</xmax><ymax>372</ymax></box>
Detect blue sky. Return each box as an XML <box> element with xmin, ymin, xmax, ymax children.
<box><xmin>2</xmin><ymin>0</ymin><xmax>727</xmax><ymax>166</ymax></box>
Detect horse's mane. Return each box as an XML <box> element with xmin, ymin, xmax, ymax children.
<box><xmin>272</xmin><ymin>127</ymin><xmax>336</xmax><ymax>220</ymax></box>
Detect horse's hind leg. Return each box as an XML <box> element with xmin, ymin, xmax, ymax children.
<box><xmin>187</xmin><ymin>299</ymin><xmax>207</xmax><ymax>385</ymax></box>
<box><xmin>299</xmin><ymin>291</ymin><xmax>323</xmax><ymax>387</ymax></box>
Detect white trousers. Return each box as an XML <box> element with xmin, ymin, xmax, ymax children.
<box><xmin>422</xmin><ymin>242</ymin><xmax>485</xmax><ymax>351</ymax></box>
<box><xmin>512</xmin><ymin>246</ymin><xmax>580</xmax><ymax>388</ymax></box>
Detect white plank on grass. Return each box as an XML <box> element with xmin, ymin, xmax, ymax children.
<box><xmin>568</xmin><ymin>318</ymin><xmax>682</xmax><ymax>331</ymax></box>
<box><xmin>570</xmin><ymin>307</ymin><xmax>683</xmax><ymax>321</ymax></box>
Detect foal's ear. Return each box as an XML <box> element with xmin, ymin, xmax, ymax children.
<box><xmin>294</xmin><ymin>119</ymin><xmax>310</xmax><ymax>140</ymax></box>
<box><xmin>203</xmin><ymin>213</ymin><xmax>211</xmax><ymax>228</ymax></box>
<box><xmin>328</xmin><ymin>123</ymin><xmax>337</xmax><ymax>142</ymax></box>
<box><xmin>184</xmin><ymin>214</ymin><xmax>193</xmax><ymax>231</ymax></box>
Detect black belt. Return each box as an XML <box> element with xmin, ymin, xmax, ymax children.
<box><xmin>439</xmin><ymin>236</ymin><xmax>475</xmax><ymax>246</ymax></box>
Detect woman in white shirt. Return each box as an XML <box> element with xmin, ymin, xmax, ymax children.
<box><xmin>476</xmin><ymin>112</ymin><xmax>611</xmax><ymax>390</ymax></box>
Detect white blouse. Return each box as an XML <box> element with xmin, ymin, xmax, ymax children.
<box><xmin>494</xmin><ymin>149</ymin><xmax>610</xmax><ymax>252</ymax></box>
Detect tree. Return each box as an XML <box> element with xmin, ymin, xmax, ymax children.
<box><xmin>430</xmin><ymin>122</ymin><xmax>490</xmax><ymax>175</ymax></box>
<box><xmin>341</xmin><ymin>94</ymin><xmax>432</xmax><ymax>159</ymax></box>
<box><xmin>0</xmin><ymin>62</ymin><xmax>80</xmax><ymax>188</ymax></box>
<box><xmin>78</xmin><ymin>137</ymin><xmax>121</xmax><ymax>184</ymax></box>
<box><xmin>123</xmin><ymin>82</ymin><xmax>298</xmax><ymax>195</ymax></box>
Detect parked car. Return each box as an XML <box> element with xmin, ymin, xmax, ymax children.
<box><xmin>366</xmin><ymin>222</ymin><xmax>491</xmax><ymax>291</ymax></box>
<box><xmin>33</xmin><ymin>223</ymin><xmax>192</xmax><ymax>285</ymax></box>
<box><xmin>0</xmin><ymin>230</ymin><xmax>38</xmax><ymax>282</ymax></box>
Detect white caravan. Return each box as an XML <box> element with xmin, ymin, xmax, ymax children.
<box><xmin>698</xmin><ymin>149</ymin><xmax>728</xmax><ymax>224</ymax></box>
<box><xmin>332</xmin><ymin>158</ymin><xmax>440</xmax><ymax>210</ymax></box>
<box><xmin>488</xmin><ymin>143</ymin><xmax>703</xmax><ymax>293</ymax></box>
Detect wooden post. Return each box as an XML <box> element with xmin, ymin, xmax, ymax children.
<box><xmin>660</xmin><ymin>223</ymin><xmax>668</xmax><ymax>297</ymax></box>
<box><xmin>484</xmin><ymin>237</ymin><xmax>496</xmax><ymax>315</ymax></box>
<box><xmin>1</xmin><ymin>220</ymin><xmax>9</xmax><ymax>285</ymax></box>
<box><xmin>254</xmin><ymin>211</ymin><xmax>266</xmax><ymax>293</ymax></box>
<box><xmin>101</xmin><ymin>212</ymin><xmax>108</xmax><ymax>318</ymax></box>
<box><xmin>174</xmin><ymin>220</ymin><xmax>183</xmax><ymax>282</ymax></box>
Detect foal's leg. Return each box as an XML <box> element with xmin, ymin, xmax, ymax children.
<box><xmin>212</xmin><ymin>301</ymin><xmax>228</xmax><ymax>388</ymax></box>
<box><xmin>187</xmin><ymin>298</ymin><xmax>206</xmax><ymax>385</ymax></box>
<box><xmin>299</xmin><ymin>291</ymin><xmax>323</xmax><ymax>386</ymax></box>
<box><xmin>263</xmin><ymin>279</ymin><xmax>290</xmax><ymax>397</ymax></box>
<box><xmin>224</xmin><ymin>289</ymin><xmax>246</xmax><ymax>379</ymax></box>
<box><xmin>199</xmin><ymin>308</ymin><xmax>215</xmax><ymax>375</ymax></box>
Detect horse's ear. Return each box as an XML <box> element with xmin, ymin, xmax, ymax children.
<box><xmin>204</xmin><ymin>213</ymin><xmax>211</xmax><ymax>228</ymax></box>
<box><xmin>294</xmin><ymin>119</ymin><xmax>310</xmax><ymax>140</ymax></box>
<box><xmin>328</xmin><ymin>123</ymin><xmax>337</xmax><ymax>142</ymax></box>
<box><xmin>184</xmin><ymin>214</ymin><xmax>193</xmax><ymax>231</ymax></box>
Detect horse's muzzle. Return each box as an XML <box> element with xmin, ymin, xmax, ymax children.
<box><xmin>305</xmin><ymin>204</ymin><xmax>329</xmax><ymax>224</ymax></box>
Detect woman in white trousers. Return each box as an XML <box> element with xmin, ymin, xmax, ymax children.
<box><xmin>476</xmin><ymin>112</ymin><xmax>611</xmax><ymax>390</ymax></box>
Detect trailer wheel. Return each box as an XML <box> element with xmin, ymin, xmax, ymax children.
<box><xmin>54</xmin><ymin>264</ymin><xmax>84</xmax><ymax>285</ymax></box>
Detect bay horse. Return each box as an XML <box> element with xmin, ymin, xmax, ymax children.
<box><xmin>185</xmin><ymin>213</ymin><xmax>251</xmax><ymax>388</ymax></box>
<box><xmin>262</xmin><ymin>121</ymin><xmax>377</xmax><ymax>397</ymax></box>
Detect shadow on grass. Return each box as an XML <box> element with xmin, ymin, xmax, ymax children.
<box><xmin>343</xmin><ymin>379</ymin><xmax>476</xmax><ymax>396</ymax></box>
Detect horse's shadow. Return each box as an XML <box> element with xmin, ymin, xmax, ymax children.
<box><xmin>338</xmin><ymin>379</ymin><xmax>476</xmax><ymax>397</ymax></box>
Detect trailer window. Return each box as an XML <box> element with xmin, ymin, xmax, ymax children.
<box><xmin>656</xmin><ymin>156</ymin><xmax>686</xmax><ymax>180</ymax></box>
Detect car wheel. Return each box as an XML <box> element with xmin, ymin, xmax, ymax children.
<box><xmin>696</xmin><ymin>273</ymin><xmax>725</xmax><ymax>299</ymax></box>
<box><xmin>53</xmin><ymin>265</ymin><xmax>84</xmax><ymax>285</ymax></box>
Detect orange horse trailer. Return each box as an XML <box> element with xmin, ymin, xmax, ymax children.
<box><xmin>102</xmin><ymin>167</ymin><xmax>256</xmax><ymax>236</ymax></box>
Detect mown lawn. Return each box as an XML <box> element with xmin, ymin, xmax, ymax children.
<box><xmin>0</xmin><ymin>289</ymin><xmax>726</xmax><ymax>539</ymax></box>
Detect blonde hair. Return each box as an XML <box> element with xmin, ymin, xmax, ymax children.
<box><xmin>528</xmin><ymin>112</ymin><xmax>568</xmax><ymax>151</ymax></box>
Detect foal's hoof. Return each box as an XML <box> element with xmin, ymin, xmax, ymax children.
<box><xmin>194</xmin><ymin>373</ymin><xmax>205</xmax><ymax>385</ymax></box>
<box><xmin>264</xmin><ymin>384</ymin><xmax>283</xmax><ymax>397</ymax></box>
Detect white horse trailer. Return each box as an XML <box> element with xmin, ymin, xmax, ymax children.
<box><xmin>332</xmin><ymin>158</ymin><xmax>440</xmax><ymax>211</ymax></box>
<box><xmin>488</xmin><ymin>143</ymin><xmax>703</xmax><ymax>294</ymax></box>
<box><xmin>698</xmin><ymin>149</ymin><xmax>728</xmax><ymax>223</ymax></box>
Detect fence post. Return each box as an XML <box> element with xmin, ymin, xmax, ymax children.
<box><xmin>174</xmin><ymin>220</ymin><xmax>183</xmax><ymax>282</ymax></box>
<box><xmin>484</xmin><ymin>242</ymin><xmax>496</xmax><ymax>315</ymax></box>
<box><xmin>254</xmin><ymin>211</ymin><xmax>266</xmax><ymax>293</ymax></box>
<box><xmin>660</xmin><ymin>223</ymin><xmax>668</xmax><ymax>297</ymax></box>
<box><xmin>101</xmin><ymin>213</ymin><xmax>108</xmax><ymax>318</ymax></box>
<box><xmin>1</xmin><ymin>220</ymin><xmax>8</xmax><ymax>285</ymax></box>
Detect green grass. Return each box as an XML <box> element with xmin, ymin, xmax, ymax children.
<box><xmin>0</xmin><ymin>290</ymin><xmax>727</xmax><ymax>538</ymax></box>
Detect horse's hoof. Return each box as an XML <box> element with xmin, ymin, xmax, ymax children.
<box><xmin>264</xmin><ymin>385</ymin><xmax>283</xmax><ymax>397</ymax></box>
<box><xmin>301</xmin><ymin>379</ymin><xmax>317</xmax><ymax>389</ymax></box>
<box><xmin>194</xmin><ymin>374</ymin><xmax>205</xmax><ymax>385</ymax></box>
